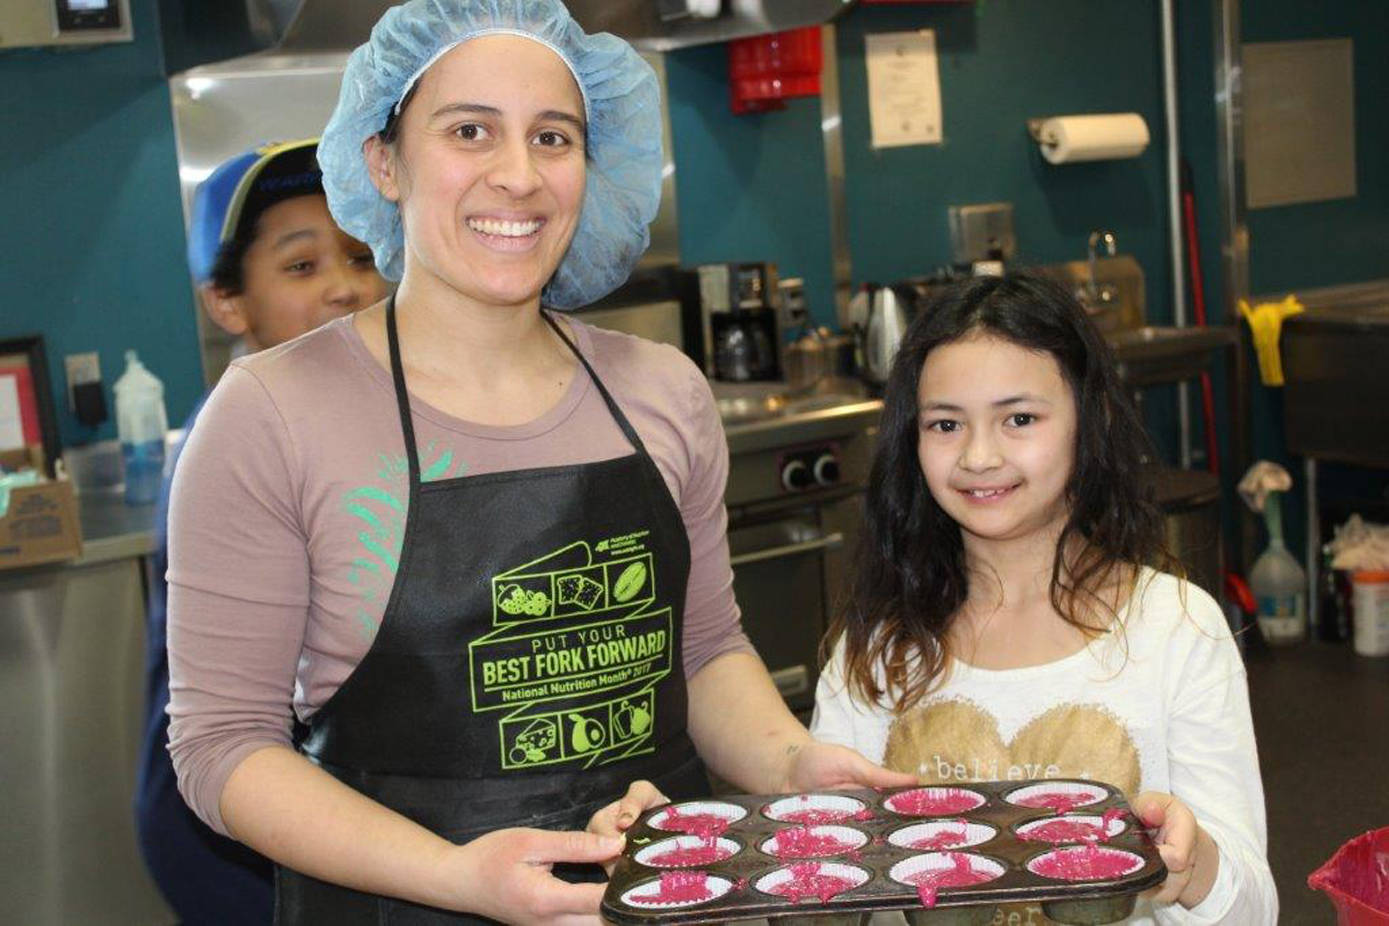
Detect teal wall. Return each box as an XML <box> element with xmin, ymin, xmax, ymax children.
<box><xmin>665</xmin><ymin>46</ymin><xmax>839</xmax><ymax>325</ymax></box>
<box><xmin>1237</xmin><ymin>2</ymin><xmax>1389</xmax><ymax>560</ymax></box>
<box><xmin>1242</xmin><ymin>3</ymin><xmax>1389</xmax><ymax>296</ymax></box>
<box><xmin>667</xmin><ymin>0</ymin><xmax>1185</xmax><ymax>492</ymax></box>
<box><xmin>1</xmin><ymin>0</ymin><xmax>1380</xmax><ymax>557</ymax></box>
<box><xmin>667</xmin><ymin>0</ymin><xmax>1387</xmax><ymax>569</ymax></box>
<box><xmin>0</xmin><ymin>0</ymin><xmax>202</xmax><ymax>449</ymax></box>
<box><xmin>668</xmin><ymin>0</ymin><xmax>1174</xmax><ymax>329</ymax></box>
<box><xmin>834</xmin><ymin>1</ymin><xmax>1169</xmax><ymax>311</ymax></box>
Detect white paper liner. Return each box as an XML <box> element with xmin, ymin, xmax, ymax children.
<box><xmin>633</xmin><ymin>836</ymin><xmax>742</xmax><ymax>868</ymax></box>
<box><xmin>647</xmin><ymin>801</ymin><xmax>748</xmax><ymax>833</ymax></box>
<box><xmin>883</xmin><ymin>786</ymin><xmax>987</xmax><ymax>817</ymax></box>
<box><xmin>888</xmin><ymin>820</ymin><xmax>997</xmax><ymax>851</ymax></box>
<box><xmin>620</xmin><ymin>872</ymin><xmax>735</xmax><ymax>909</ymax></box>
<box><xmin>763</xmin><ymin>793</ymin><xmax>868</xmax><ymax>823</ymax></box>
<box><xmin>1014</xmin><ymin>813</ymin><xmax>1127</xmax><ymax>844</ymax></box>
<box><xmin>888</xmin><ymin>851</ymin><xmax>1006</xmax><ymax>887</ymax></box>
<box><xmin>760</xmin><ymin>824</ymin><xmax>869</xmax><ymax>859</ymax></box>
<box><xmin>754</xmin><ymin>861</ymin><xmax>871</xmax><ymax>901</ymax></box>
<box><xmin>1025</xmin><ymin>846</ymin><xmax>1146</xmax><ymax>882</ymax></box>
<box><xmin>1004</xmin><ymin>781</ymin><xmax>1109</xmax><ymax>811</ymax></box>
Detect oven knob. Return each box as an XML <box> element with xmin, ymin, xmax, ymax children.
<box><xmin>780</xmin><ymin>459</ymin><xmax>813</xmax><ymax>492</ymax></box>
<box><xmin>813</xmin><ymin>453</ymin><xmax>840</xmax><ymax>486</ymax></box>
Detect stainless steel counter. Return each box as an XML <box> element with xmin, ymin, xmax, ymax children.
<box><xmin>1277</xmin><ymin>278</ymin><xmax>1389</xmax><ymax>634</ymax></box>
<box><xmin>0</xmin><ymin>492</ymin><xmax>172</xmax><ymax>924</ymax></box>
<box><xmin>74</xmin><ymin>491</ymin><xmax>157</xmax><ymax>566</ymax></box>
<box><xmin>723</xmin><ymin>393</ymin><xmax>884</xmax><ymax>458</ymax></box>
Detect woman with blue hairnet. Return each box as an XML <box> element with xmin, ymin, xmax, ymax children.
<box><xmin>165</xmin><ymin>1</ymin><xmax>912</xmax><ymax>922</ymax></box>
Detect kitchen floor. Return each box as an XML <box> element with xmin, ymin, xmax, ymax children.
<box><xmin>1244</xmin><ymin>639</ymin><xmax>1389</xmax><ymax>923</ymax></box>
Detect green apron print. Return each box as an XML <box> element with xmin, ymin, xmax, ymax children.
<box><xmin>276</xmin><ymin>301</ymin><xmax>708</xmax><ymax>924</ymax></box>
<box><xmin>473</xmin><ymin>536</ymin><xmax>672</xmax><ymax>770</ymax></box>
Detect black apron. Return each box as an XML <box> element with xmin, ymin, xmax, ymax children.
<box><xmin>276</xmin><ymin>301</ymin><xmax>710</xmax><ymax>924</ymax></box>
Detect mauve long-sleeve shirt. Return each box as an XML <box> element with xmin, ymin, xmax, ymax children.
<box><xmin>166</xmin><ymin>315</ymin><xmax>752</xmax><ymax>835</ymax></box>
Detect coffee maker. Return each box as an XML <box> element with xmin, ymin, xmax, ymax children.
<box><xmin>678</xmin><ymin>262</ymin><xmax>783</xmax><ymax>383</ymax></box>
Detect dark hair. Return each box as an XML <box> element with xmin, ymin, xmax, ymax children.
<box><xmin>208</xmin><ymin>230</ymin><xmax>254</xmax><ymax>294</ymax></box>
<box><xmin>828</xmin><ymin>272</ymin><xmax>1176</xmax><ymax>712</ymax></box>
<box><xmin>208</xmin><ymin>145</ymin><xmax>325</xmax><ymax>295</ymax></box>
<box><xmin>379</xmin><ymin>83</ymin><xmax>420</xmax><ymax>145</ymax></box>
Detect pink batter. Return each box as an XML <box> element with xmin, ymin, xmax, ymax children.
<box><xmin>887</xmin><ymin>788</ymin><xmax>984</xmax><ymax>816</ymax></box>
<box><xmin>658</xmin><ymin>808</ymin><xmax>733</xmax><ymax>839</ymax></box>
<box><xmin>1013</xmin><ymin>791</ymin><xmax>1099</xmax><ymax>813</ymax></box>
<box><xmin>769</xmin><ymin>827</ymin><xmax>860</xmax><ymax>859</ymax></box>
<box><xmin>1020</xmin><ymin>819</ymin><xmax>1109</xmax><ymax>844</ymax></box>
<box><xmin>1031</xmin><ymin>845</ymin><xmax>1141</xmax><ymax>881</ymax></box>
<box><xmin>646</xmin><ymin>841</ymin><xmax>733</xmax><ymax>867</ymax></box>
<box><xmin>1101</xmin><ymin>807</ymin><xmax>1130</xmax><ymax>831</ymax></box>
<box><xmin>766</xmin><ymin>863</ymin><xmax>862</xmax><ymax>904</ymax></box>
<box><xmin>905</xmin><ymin>853</ymin><xmax>999</xmax><ymax>908</ymax></box>
<box><xmin>779</xmin><ymin>809</ymin><xmax>853</xmax><ymax>825</ymax></box>
<box><xmin>772</xmin><ymin>795</ymin><xmax>875</xmax><ymax>825</ymax></box>
<box><xmin>629</xmin><ymin>871</ymin><xmax>715</xmax><ymax>906</ymax></box>
<box><xmin>908</xmin><ymin>822</ymin><xmax>971</xmax><ymax>850</ymax></box>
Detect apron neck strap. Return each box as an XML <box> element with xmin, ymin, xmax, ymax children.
<box><xmin>384</xmin><ymin>294</ymin><xmax>421</xmax><ymax>485</ymax></box>
<box><xmin>384</xmin><ymin>298</ymin><xmax>655</xmax><ymax>485</ymax></box>
<box><xmin>541</xmin><ymin>311</ymin><xmax>651</xmax><ymax>456</ymax></box>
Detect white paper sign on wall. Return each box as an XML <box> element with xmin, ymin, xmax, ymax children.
<box><xmin>866</xmin><ymin>30</ymin><xmax>944</xmax><ymax>149</ymax></box>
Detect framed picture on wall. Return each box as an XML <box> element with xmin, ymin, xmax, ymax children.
<box><xmin>0</xmin><ymin>335</ymin><xmax>61</xmax><ymax>477</ymax></box>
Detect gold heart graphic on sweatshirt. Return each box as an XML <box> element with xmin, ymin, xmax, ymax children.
<box><xmin>883</xmin><ymin>698</ymin><xmax>1141</xmax><ymax>795</ymax></box>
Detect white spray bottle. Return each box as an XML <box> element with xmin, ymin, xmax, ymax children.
<box><xmin>114</xmin><ymin>350</ymin><xmax>168</xmax><ymax>506</ymax></box>
<box><xmin>1241</xmin><ymin>462</ymin><xmax>1307</xmax><ymax>644</ymax></box>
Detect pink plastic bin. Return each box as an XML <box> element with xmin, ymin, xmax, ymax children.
<box><xmin>1309</xmin><ymin>827</ymin><xmax>1389</xmax><ymax>925</ymax></box>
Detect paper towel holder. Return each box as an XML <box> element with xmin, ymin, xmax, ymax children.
<box><xmin>1025</xmin><ymin>117</ymin><xmax>1055</xmax><ymax>144</ymax></box>
<box><xmin>1026</xmin><ymin>113</ymin><xmax>1150</xmax><ymax>162</ymax></box>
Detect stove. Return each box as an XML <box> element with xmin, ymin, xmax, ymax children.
<box><xmin>719</xmin><ymin>391</ymin><xmax>883</xmax><ymax>714</ymax></box>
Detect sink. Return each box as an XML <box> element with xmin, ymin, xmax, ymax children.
<box><xmin>781</xmin><ymin>393</ymin><xmax>869</xmax><ymax>415</ymax></box>
<box><xmin>1283</xmin><ymin>307</ymin><xmax>1389</xmax><ymax>467</ymax></box>
<box><xmin>1106</xmin><ymin>324</ymin><xmax>1226</xmax><ymax>347</ymax></box>
<box><xmin>1103</xmin><ymin>325</ymin><xmax>1237</xmax><ymax>386</ymax></box>
<box><xmin>714</xmin><ymin>379</ymin><xmax>877</xmax><ymax>426</ymax></box>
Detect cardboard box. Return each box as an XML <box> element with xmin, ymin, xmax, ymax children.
<box><xmin>0</xmin><ymin>445</ymin><xmax>82</xmax><ymax>568</ymax></box>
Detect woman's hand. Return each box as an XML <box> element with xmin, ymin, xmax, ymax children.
<box><xmin>445</xmin><ymin>827</ymin><xmax>621</xmax><ymax>924</ymax></box>
<box><xmin>1132</xmin><ymin>791</ymin><xmax>1219</xmax><ymax>908</ymax></box>
<box><xmin>586</xmin><ymin>780</ymin><xmax>670</xmax><ymax>874</ymax></box>
<box><xmin>779</xmin><ymin>741</ymin><xmax>919</xmax><ymax>794</ymax></box>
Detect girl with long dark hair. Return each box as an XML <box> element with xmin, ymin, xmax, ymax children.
<box><xmin>813</xmin><ymin>273</ymin><xmax>1275</xmax><ymax>922</ymax></box>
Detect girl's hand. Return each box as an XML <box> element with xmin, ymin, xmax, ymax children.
<box><xmin>1131</xmin><ymin>791</ymin><xmax>1218</xmax><ymax>908</ymax></box>
<box><xmin>586</xmin><ymin>780</ymin><xmax>669</xmax><ymax>875</ymax></box>
<box><xmin>781</xmin><ymin>741</ymin><xmax>920</xmax><ymax>793</ymax></box>
<box><xmin>445</xmin><ymin>827</ymin><xmax>620</xmax><ymax>924</ymax></box>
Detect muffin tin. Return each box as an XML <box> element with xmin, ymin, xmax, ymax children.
<box><xmin>600</xmin><ymin>779</ymin><xmax>1165</xmax><ymax>925</ymax></box>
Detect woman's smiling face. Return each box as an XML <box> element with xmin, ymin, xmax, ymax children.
<box><xmin>369</xmin><ymin>35</ymin><xmax>587</xmax><ymax>309</ymax></box>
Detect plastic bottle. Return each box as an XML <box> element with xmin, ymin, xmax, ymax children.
<box><xmin>1351</xmin><ymin>571</ymin><xmax>1389</xmax><ymax>657</ymax></box>
<box><xmin>114</xmin><ymin>350</ymin><xmax>168</xmax><ymax>506</ymax></box>
<box><xmin>1249</xmin><ymin>492</ymin><xmax>1307</xmax><ymax>644</ymax></box>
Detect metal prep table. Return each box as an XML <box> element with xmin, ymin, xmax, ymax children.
<box><xmin>0</xmin><ymin>492</ymin><xmax>174</xmax><ymax>925</ymax></box>
<box><xmin>1279</xmin><ymin>280</ymin><xmax>1389</xmax><ymax>631</ymax></box>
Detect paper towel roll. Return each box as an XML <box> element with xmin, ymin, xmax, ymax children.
<box><xmin>1039</xmin><ymin>113</ymin><xmax>1150</xmax><ymax>164</ymax></box>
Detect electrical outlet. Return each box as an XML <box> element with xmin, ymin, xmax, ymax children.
<box><xmin>65</xmin><ymin>352</ymin><xmax>101</xmax><ymax>411</ymax></box>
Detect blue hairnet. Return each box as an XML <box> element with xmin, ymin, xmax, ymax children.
<box><xmin>319</xmin><ymin>0</ymin><xmax>662</xmax><ymax>309</ymax></box>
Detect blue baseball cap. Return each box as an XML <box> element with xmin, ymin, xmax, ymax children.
<box><xmin>186</xmin><ymin>138</ymin><xmax>323</xmax><ymax>283</ymax></box>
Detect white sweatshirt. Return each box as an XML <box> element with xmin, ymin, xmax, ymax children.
<box><xmin>811</xmin><ymin>569</ymin><xmax>1278</xmax><ymax>925</ymax></box>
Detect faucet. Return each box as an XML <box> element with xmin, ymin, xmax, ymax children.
<box><xmin>1081</xmin><ymin>230</ymin><xmax>1119</xmax><ymax>309</ymax></box>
